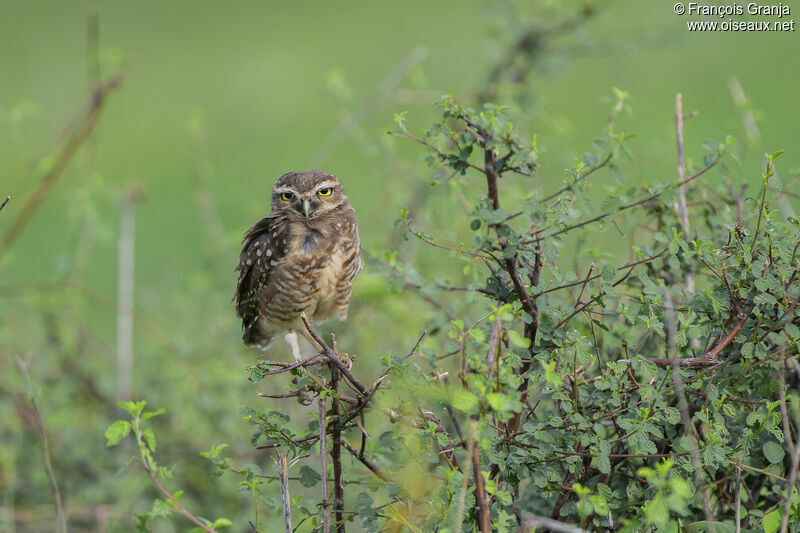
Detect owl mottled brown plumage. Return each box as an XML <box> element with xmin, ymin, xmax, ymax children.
<box><xmin>234</xmin><ymin>170</ymin><xmax>361</xmax><ymax>357</ymax></box>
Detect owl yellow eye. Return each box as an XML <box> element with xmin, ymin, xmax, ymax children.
<box><xmin>280</xmin><ymin>192</ymin><xmax>294</xmax><ymax>201</ymax></box>
<box><xmin>317</xmin><ymin>187</ymin><xmax>332</xmax><ymax>197</ymax></box>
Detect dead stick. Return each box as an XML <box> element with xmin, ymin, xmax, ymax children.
<box><xmin>320</xmin><ymin>396</ymin><xmax>330</xmax><ymax>533</ymax></box>
<box><xmin>779</xmin><ymin>428</ymin><xmax>800</xmax><ymax>533</ymax></box>
<box><xmin>341</xmin><ymin>441</ymin><xmax>392</xmax><ymax>482</ymax></box>
<box><xmin>471</xmin><ymin>421</ymin><xmax>490</xmax><ymax>533</ymax></box>
<box><xmin>0</xmin><ymin>67</ymin><xmax>125</xmax><ymax>259</ymax></box>
<box><xmin>277</xmin><ymin>451</ymin><xmax>292</xmax><ymax>533</ymax></box>
<box><xmin>330</xmin><ymin>363</ymin><xmax>345</xmax><ymax>533</ymax></box>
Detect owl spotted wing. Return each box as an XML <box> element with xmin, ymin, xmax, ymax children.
<box><xmin>334</xmin><ymin>213</ymin><xmax>362</xmax><ymax>320</ymax></box>
<box><xmin>234</xmin><ymin>216</ymin><xmax>286</xmax><ymax>334</ymax></box>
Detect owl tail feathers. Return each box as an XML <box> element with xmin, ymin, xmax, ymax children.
<box><xmin>243</xmin><ymin>327</ymin><xmax>274</xmax><ymax>352</ymax></box>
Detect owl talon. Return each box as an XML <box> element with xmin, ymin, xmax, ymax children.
<box><xmin>337</xmin><ymin>352</ymin><xmax>353</xmax><ymax>370</ymax></box>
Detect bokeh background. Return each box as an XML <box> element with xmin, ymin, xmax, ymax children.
<box><xmin>1</xmin><ymin>0</ymin><xmax>798</xmax><ymax>530</ymax></box>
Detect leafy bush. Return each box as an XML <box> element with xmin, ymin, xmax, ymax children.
<box><xmin>110</xmin><ymin>92</ymin><xmax>800</xmax><ymax>532</ymax></box>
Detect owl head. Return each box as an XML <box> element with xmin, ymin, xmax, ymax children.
<box><xmin>271</xmin><ymin>170</ymin><xmax>349</xmax><ymax>219</ymax></box>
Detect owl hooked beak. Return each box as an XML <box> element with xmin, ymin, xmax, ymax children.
<box><xmin>302</xmin><ymin>199</ymin><xmax>313</xmax><ymax>217</ymax></box>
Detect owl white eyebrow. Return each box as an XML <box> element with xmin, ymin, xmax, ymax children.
<box><xmin>314</xmin><ymin>181</ymin><xmax>339</xmax><ymax>191</ymax></box>
<box><xmin>274</xmin><ymin>187</ymin><xmax>298</xmax><ymax>195</ymax></box>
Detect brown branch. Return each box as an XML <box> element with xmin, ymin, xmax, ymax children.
<box><xmin>471</xmin><ymin>424</ymin><xmax>490</xmax><ymax>533</ymax></box>
<box><xmin>131</xmin><ymin>419</ymin><xmax>214</xmax><ymax>532</ymax></box>
<box><xmin>542</xmin><ymin>152</ymin><xmax>613</xmax><ymax>203</ymax></box>
<box><xmin>300</xmin><ymin>313</ymin><xmax>368</xmax><ymax>398</ymax></box>
<box><xmin>779</xmin><ymin>428</ymin><xmax>800</xmax><ymax>533</ymax></box>
<box><xmin>248</xmin><ymin>353</ymin><xmax>328</xmax><ymax>376</ymax></box>
<box><xmin>329</xmin><ymin>352</ymin><xmax>345</xmax><ymax>533</ymax></box>
<box><xmin>341</xmin><ymin>441</ymin><xmax>392</xmax><ymax>482</ymax></box>
<box><xmin>536</xmin><ymin>249</ymin><xmax>667</xmax><ymax>299</ymax></box>
<box><xmin>277</xmin><ymin>451</ymin><xmax>292</xmax><ymax>533</ymax></box>
<box><xmin>0</xmin><ymin>66</ymin><xmax>126</xmax><ymax>260</ymax></box>
<box><xmin>17</xmin><ymin>358</ymin><xmax>67</xmax><ymax>533</ymax></box>
<box><xmin>398</xmin><ymin>121</ymin><xmax>485</xmax><ymax>174</ymax></box>
<box><xmin>544</xmin><ymin>151</ymin><xmax>726</xmax><ymax>241</ymax></box>
<box><xmin>0</xmin><ymin>196</ymin><xmax>9</xmax><ymax>213</ymax></box>
<box><xmin>521</xmin><ymin>512</ymin><xmax>587</xmax><ymax>533</ymax></box>
<box><xmin>643</xmin><ymin>307</ymin><xmax>752</xmax><ymax>368</ymax></box>
<box><xmin>675</xmin><ymin>93</ymin><xmax>690</xmax><ymax>235</ymax></box>
<box><xmin>320</xmin><ymin>396</ymin><xmax>331</xmax><ymax>533</ymax></box>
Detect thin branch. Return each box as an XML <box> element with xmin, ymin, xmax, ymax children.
<box><xmin>521</xmin><ymin>512</ymin><xmax>587</xmax><ymax>533</ymax></box>
<box><xmin>542</xmin><ymin>152</ymin><xmax>612</xmax><ymax>203</ymax></box>
<box><xmin>779</xmin><ymin>428</ymin><xmax>800</xmax><ymax>533</ymax></box>
<box><xmin>301</xmin><ymin>313</ymin><xmax>369</xmax><ymax>398</ymax></box>
<box><xmin>0</xmin><ymin>66</ymin><xmax>126</xmax><ymax>260</ymax></box>
<box><xmin>341</xmin><ymin>441</ymin><xmax>392</xmax><ymax>482</ymax></box>
<box><xmin>330</xmin><ymin>364</ymin><xmax>345</xmax><ymax>533</ymax></box>
<box><xmin>470</xmin><ymin>421</ymin><xmax>490</xmax><ymax>533</ymax></box>
<box><xmin>543</xmin><ymin>151</ymin><xmax>726</xmax><ymax>241</ymax></box>
<box><xmin>132</xmin><ymin>418</ymin><xmax>214</xmax><ymax>532</ymax></box>
<box><xmin>0</xmin><ymin>196</ymin><xmax>9</xmax><ymax>213</ymax></box>
<box><xmin>277</xmin><ymin>451</ymin><xmax>292</xmax><ymax>533</ymax></box>
<box><xmin>320</xmin><ymin>397</ymin><xmax>330</xmax><ymax>533</ymax></box>
<box><xmin>675</xmin><ymin>93</ymin><xmax>690</xmax><ymax>235</ymax></box>
<box><xmin>17</xmin><ymin>358</ymin><xmax>67</xmax><ymax>533</ymax></box>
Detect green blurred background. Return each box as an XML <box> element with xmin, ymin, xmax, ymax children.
<box><xmin>1</xmin><ymin>0</ymin><xmax>797</xmax><ymax>530</ymax></box>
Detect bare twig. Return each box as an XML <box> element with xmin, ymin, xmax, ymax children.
<box><xmin>453</xmin><ymin>431</ymin><xmax>474</xmax><ymax>533</ymax></box>
<box><xmin>330</xmin><ymin>364</ymin><xmax>345</xmax><ymax>533</ymax></box>
<box><xmin>521</xmin><ymin>511</ymin><xmax>587</xmax><ymax>533</ymax></box>
<box><xmin>471</xmin><ymin>421</ymin><xmax>490</xmax><ymax>533</ymax></box>
<box><xmin>300</xmin><ymin>313</ymin><xmax>369</xmax><ymax>398</ymax></box>
<box><xmin>644</xmin><ymin>306</ymin><xmax>753</xmax><ymax>368</ymax></box>
<box><xmin>320</xmin><ymin>397</ymin><xmax>330</xmax><ymax>533</ymax></box>
<box><xmin>734</xmin><ymin>463</ymin><xmax>742</xmax><ymax>533</ymax></box>
<box><xmin>17</xmin><ymin>358</ymin><xmax>67</xmax><ymax>533</ymax></box>
<box><xmin>675</xmin><ymin>93</ymin><xmax>690</xmax><ymax>236</ymax></box>
<box><xmin>116</xmin><ymin>184</ymin><xmax>141</xmax><ymax>406</ymax></box>
<box><xmin>0</xmin><ymin>66</ymin><xmax>126</xmax><ymax>260</ymax></box>
<box><xmin>277</xmin><ymin>451</ymin><xmax>292</xmax><ymax>533</ymax></box>
<box><xmin>0</xmin><ymin>196</ymin><xmax>9</xmax><ymax>214</ymax></box>
<box><xmin>542</xmin><ymin>153</ymin><xmax>612</xmax><ymax>203</ymax></box>
<box><xmin>728</xmin><ymin>77</ymin><xmax>760</xmax><ymax>142</ymax></box>
<box><xmin>131</xmin><ymin>416</ymin><xmax>214</xmax><ymax>532</ymax></box>
<box><xmin>778</xmin><ymin>363</ymin><xmax>795</xmax><ymax>458</ymax></box>
<box><xmin>341</xmin><ymin>441</ymin><xmax>392</xmax><ymax>482</ymax></box>
<box><xmin>779</xmin><ymin>428</ymin><xmax>800</xmax><ymax>533</ymax></box>
<box><xmin>671</xmin><ymin>350</ymin><xmax>716</xmax><ymax>529</ymax></box>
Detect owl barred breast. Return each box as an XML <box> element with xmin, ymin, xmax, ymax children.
<box><xmin>234</xmin><ymin>170</ymin><xmax>361</xmax><ymax>356</ymax></box>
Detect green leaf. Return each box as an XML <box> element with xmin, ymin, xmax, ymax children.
<box><xmin>507</xmin><ymin>330</ymin><xmax>530</xmax><ymax>349</ymax></box>
<box><xmin>451</xmin><ymin>389</ymin><xmax>479</xmax><ymax>413</ymax></box>
<box><xmin>663</xmin><ymin>407</ymin><xmax>681</xmax><ymax>425</ymax></box>
<box><xmin>142</xmin><ymin>408</ymin><xmax>166</xmax><ymax>421</ymax></box>
<box><xmin>105</xmin><ymin>420</ymin><xmax>131</xmax><ymax>446</ymax></box>
<box><xmin>685</xmin><ymin>521</ymin><xmax>745</xmax><ymax>533</ymax></box>
<box><xmin>643</xmin><ymin>493</ymin><xmax>669</xmax><ymax>526</ymax></box>
<box><xmin>119</xmin><ymin>400</ymin><xmax>145</xmax><ymax>417</ymax></box>
<box><xmin>763</xmin><ymin>509</ymin><xmax>782</xmax><ymax>533</ymax></box>
<box><xmin>595</xmin><ymin>439</ymin><xmax>611</xmax><ymax>474</ymax></box>
<box><xmin>763</xmin><ymin>441</ymin><xmax>785</xmax><ymax>464</ymax></box>
<box><xmin>143</xmin><ymin>427</ymin><xmax>157</xmax><ymax>452</ymax></box>
<box><xmin>213</xmin><ymin>518</ymin><xmax>233</xmax><ymax>528</ymax></box>
<box><xmin>299</xmin><ymin>465</ymin><xmax>321</xmax><ymax>487</ymax></box>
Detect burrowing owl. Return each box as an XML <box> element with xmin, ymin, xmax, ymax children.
<box><xmin>234</xmin><ymin>170</ymin><xmax>361</xmax><ymax>359</ymax></box>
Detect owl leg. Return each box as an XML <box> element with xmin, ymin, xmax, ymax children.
<box><xmin>284</xmin><ymin>331</ymin><xmax>302</xmax><ymax>361</ymax></box>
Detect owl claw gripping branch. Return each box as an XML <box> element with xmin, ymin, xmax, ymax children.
<box><xmin>234</xmin><ymin>170</ymin><xmax>362</xmax><ymax>360</ymax></box>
